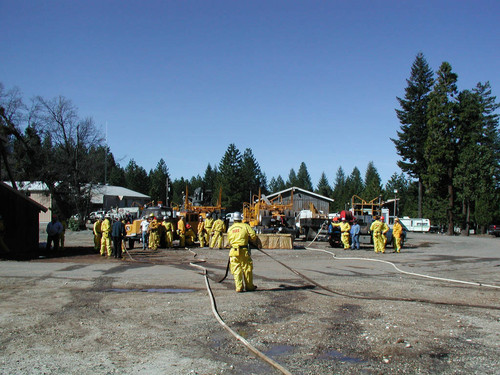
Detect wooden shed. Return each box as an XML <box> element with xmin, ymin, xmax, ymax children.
<box><xmin>265</xmin><ymin>187</ymin><xmax>334</xmax><ymax>213</ymax></box>
<box><xmin>0</xmin><ymin>182</ymin><xmax>47</xmax><ymax>255</ymax></box>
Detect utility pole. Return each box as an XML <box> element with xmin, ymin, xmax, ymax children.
<box><xmin>394</xmin><ymin>189</ymin><xmax>398</xmax><ymax>219</ymax></box>
<box><xmin>166</xmin><ymin>176</ymin><xmax>169</xmax><ymax>207</ymax></box>
<box><xmin>104</xmin><ymin>122</ymin><xmax>108</xmax><ymax>185</ymax></box>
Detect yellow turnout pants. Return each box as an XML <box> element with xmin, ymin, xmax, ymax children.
<box><xmin>229</xmin><ymin>248</ymin><xmax>254</xmax><ymax>292</ymax></box>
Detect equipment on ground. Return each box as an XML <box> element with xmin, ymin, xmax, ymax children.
<box><xmin>295</xmin><ymin>203</ymin><xmax>330</xmax><ymax>241</ymax></box>
<box><xmin>242</xmin><ymin>189</ymin><xmax>296</xmax><ymax>236</ymax></box>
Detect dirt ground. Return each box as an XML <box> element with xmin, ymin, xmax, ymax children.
<box><xmin>0</xmin><ymin>228</ymin><xmax>499</xmax><ymax>374</ymax></box>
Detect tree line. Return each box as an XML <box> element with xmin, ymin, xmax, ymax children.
<box><xmin>1</xmin><ymin>52</ymin><xmax>499</xmax><ymax>233</ymax></box>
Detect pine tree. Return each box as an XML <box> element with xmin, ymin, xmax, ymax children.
<box><xmin>392</xmin><ymin>52</ymin><xmax>434</xmax><ymax>217</ymax></box>
<box><xmin>241</xmin><ymin>148</ymin><xmax>267</xmax><ymax>198</ymax></box>
<box><xmin>332</xmin><ymin>167</ymin><xmax>347</xmax><ymax>212</ymax></box>
<box><xmin>203</xmin><ymin>163</ymin><xmax>218</xmax><ymax>204</ymax></box>
<box><xmin>424</xmin><ymin>62</ymin><xmax>458</xmax><ymax>234</ymax></box>
<box><xmin>296</xmin><ymin>162</ymin><xmax>313</xmax><ymax>191</ymax></box>
<box><xmin>455</xmin><ymin>83</ymin><xmax>500</xmax><ymax>232</ymax></box>
<box><xmin>384</xmin><ymin>172</ymin><xmax>410</xmax><ymax>217</ymax></box>
<box><xmin>124</xmin><ymin>159</ymin><xmax>150</xmax><ymax>195</ymax></box>
<box><xmin>149</xmin><ymin>159</ymin><xmax>170</xmax><ymax>204</ymax></box>
<box><xmin>315</xmin><ymin>172</ymin><xmax>333</xmax><ymax>198</ymax></box>
<box><xmin>269</xmin><ymin>175</ymin><xmax>286</xmax><ymax>193</ymax></box>
<box><xmin>217</xmin><ymin>143</ymin><xmax>243</xmax><ymax>211</ymax></box>
<box><xmin>362</xmin><ymin>161</ymin><xmax>382</xmax><ymax>201</ymax></box>
<box><xmin>345</xmin><ymin>167</ymin><xmax>364</xmax><ymax>199</ymax></box>
<box><xmin>286</xmin><ymin>168</ymin><xmax>298</xmax><ymax>187</ymax></box>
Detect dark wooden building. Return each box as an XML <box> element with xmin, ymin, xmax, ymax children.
<box><xmin>0</xmin><ymin>182</ymin><xmax>47</xmax><ymax>255</ymax></box>
<box><xmin>265</xmin><ymin>187</ymin><xmax>334</xmax><ymax>213</ymax></box>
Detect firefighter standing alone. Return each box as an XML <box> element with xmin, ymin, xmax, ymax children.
<box><xmin>226</xmin><ymin>212</ymin><xmax>259</xmax><ymax>293</ymax></box>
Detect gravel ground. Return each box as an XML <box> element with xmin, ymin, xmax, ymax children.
<box><xmin>0</xmin><ymin>228</ymin><xmax>498</xmax><ymax>374</ymax></box>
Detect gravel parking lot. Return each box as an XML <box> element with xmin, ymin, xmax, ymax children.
<box><xmin>0</xmin><ymin>229</ymin><xmax>498</xmax><ymax>374</ymax></box>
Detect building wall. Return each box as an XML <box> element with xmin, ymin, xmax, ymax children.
<box><xmin>29</xmin><ymin>192</ymin><xmax>52</xmax><ymax>223</ymax></box>
<box><xmin>278</xmin><ymin>193</ymin><xmax>330</xmax><ymax>213</ymax></box>
<box><xmin>0</xmin><ymin>188</ymin><xmax>41</xmax><ymax>254</ymax></box>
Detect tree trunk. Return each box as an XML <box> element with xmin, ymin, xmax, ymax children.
<box><xmin>447</xmin><ymin>176</ymin><xmax>454</xmax><ymax>236</ymax></box>
<box><xmin>465</xmin><ymin>200</ymin><xmax>470</xmax><ymax>236</ymax></box>
<box><xmin>418</xmin><ymin>179</ymin><xmax>423</xmax><ymax>218</ymax></box>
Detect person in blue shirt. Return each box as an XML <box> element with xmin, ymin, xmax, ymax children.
<box><xmin>350</xmin><ymin>219</ymin><xmax>361</xmax><ymax>250</ymax></box>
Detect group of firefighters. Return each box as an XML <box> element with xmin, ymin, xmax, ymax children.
<box><xmin>329</xmin><ymin>215</ymin><xmax>403</xmax><ymax>253</ymax></box>
<box><xmin>329</xmin><ymin>216</ymin><xmax>403</xmax><ymax>254</ymax></box>
<box><xmin>92</xmin><ymin>210</ymin><xmax>258</xmax><ymax>293</ymax></box>
<box><xmin>92</xmin><ymin>210</ymin><xmax>404</xmax><ymax>293</ymax></box>
<box><xmin>92</xmin><ymin>211</ymin><xmax>231</xmax><ymax>255</ymax></box>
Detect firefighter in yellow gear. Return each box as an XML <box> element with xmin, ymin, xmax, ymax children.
<box><xmin>185</xmin><ymin>224</ymin><xmax>196</xmax><ymax>246</ymax></box>
<box><xmin>227</xmin><ymin>212</ymin><xmax>258</xmax><ymax>293</ymax></box>
<box><xmin>177</xmin><ymin>216</ymin><xmax>186</xmax><ymax>247</ymax></box>
<box><xmin>148</xmin><ymin>216</ymin><xmax>160</xmax><ymax>250</ymax></box>
<box><xmin>197</xmin><ymin>216</ymin><xmax>208</xmax><ymax>247</ymax></box>
<box><xmin>162</xmin><ymin>216</ymin><xmax>174</xmax><ymax>248</ymax></box>
<box><xmin>370</xmin><ymin>216</ymin><xmax>389</xmax><ymax>253</ymax></box>
<box><xmin>100</xmin><ymin>216</ymin><xmax>112</xmax><ymax>256</ymax></box>
<box><xmin>93</xmin><ymin>217</ymin><xmax>102</xmax><ymax>251</ymax></box>
<box><xmin>59</xmin><ymin>218</ymin><xmax>67</xmax><ymax>250</ymax></box>
<box><xmin>210</xmin><ymin>215</ymin><xmax>226</xmax><ymax>249</ymax></box>
<box><xmin>331</xmin><ymin>217</ymin><xmax>351</xmax><ymax>249</ymax></box>
<box><xmin>392</xmin><ymin>218</ymin><xmax>403</xmax><ymax>253</ymax></box>
<box><xmin>204</xmin><ymin>212</ymin><xmax>215</xmax><ymax>245</ymax></box>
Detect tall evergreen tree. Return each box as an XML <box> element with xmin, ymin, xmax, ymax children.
<box><xmin>286</xmin><ymin>168</ymin><xmax>298</xmax><ymax>187</ymax></box>
<box><xmin>393</xmin><ymin>52</ymin><xmax>434</xmax><ymax>217</ymax></box>
<box><xmin>203</xmin><ymin>163</ymin><xmax>219</xmax><ymax>204</ymax></box>
<box><xmin>296</xmin><ymin>162</ymin><xmax>313</xmax><ymax>191</ymax></box>
<box><xmin>455</xmin><ymin>83</ymin><xmax>500</xmax><ymax>233</ymax></box>
<box><xmin>269</xmin><ymin>175</ymin><xmax>286</xmax><ymax>193</ymax></box>
<box><xmin>315</xmin><ymin>172</ymin><xmax>333</xmax><ymax>198</ymax></box>
<box><xmin>424</xmin><ymin>62</ymin><xmax>458</xmax><ymax>234</ymax></box>
<box><xmin>108</xmin><ymin>163</ymin><xmax>126</xmax><ymax>187</ymax></box>
<box><xmin>124</xmin><ymin>159</ymin><xmax>150</xmax><ymax>195</ymax></box>
<box><xmin>345</xmin><ymin>167</ymin><xmax>364</xmax><ymax>199</ymax></box>
<box><xmin>171</xmin><ymin>177</ymin><xmax>187</xmax><ymax>207</ymax></box>
<box><xmin>149</xmin><ymin>159</ymin><xmax>170</xmax><ymax>204</ymax></box>
<box><xmin>217</xmin><ymin>143</ymin><xmax>243</xmax><ymax>211</ymax></box>
<box><xmin>332</xmin><ymin>167</ymin><xmax>347</xmax><ymax>212</ymax></box>
<box><xmin>362</xmin><ymin>161</ymin><xmax>382</xmax><ymax>201</ymax></box>
<box><xmin>241</xmin><ymin>148</ymin><xmax>267</xmax><ymax>198</ymax></box>
<box><xmin>384</xmin><ymin>172</ymin><xmax>410</xmax><ymax>217</ymax></box>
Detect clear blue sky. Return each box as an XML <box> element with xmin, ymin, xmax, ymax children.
<box><xmin>1</xmin><ymin>0</ymin><xmax>499</xmax><ymax>187</ymax></box>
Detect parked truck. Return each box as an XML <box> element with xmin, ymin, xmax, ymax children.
<box><xmin>295</xmin><ymin>203</ymin><xmax>330</xmax><ymax>241</ymax></box>
<box><xmin>124</xmin><ymin>205</ymin><xmax>177</xmax><ymax>249</ymax></box>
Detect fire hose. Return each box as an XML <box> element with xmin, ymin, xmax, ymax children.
<box><xmin>305</xmin><ymin>223</ymin><xmax>500</xmax><ymax>290</ymax></box>
<box><xmin>189</xmin><ymin>251</ymin><xmax>293</xmax><ymax>375</ymax></box>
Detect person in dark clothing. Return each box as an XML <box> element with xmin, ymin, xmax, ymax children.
<box><xmin>111</xmin><ymin>217</ymin><xmax>126</xmax><ymax>259</ymax></box>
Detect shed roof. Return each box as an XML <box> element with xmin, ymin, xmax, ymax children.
<box><xmin>266</xmin><ymin>186</ymin><xmax>334</xmax><ymax>202</ymax></box>
<box><xmin>0</xmin><ymin>182</ymin><xmax>48</xmax><ymax>212</ymax></box>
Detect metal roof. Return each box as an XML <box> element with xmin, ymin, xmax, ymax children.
<box><xmin>266</xmin><ymin>186</ymin><xmax>334</xmax><ymax>202</ymax></box>
<box><xmin>4</xmin><ymin>181</ymin><xmax>150</xmax><ymax>201</ymax></box>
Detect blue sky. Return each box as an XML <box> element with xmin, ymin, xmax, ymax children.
<box><xmin>1</xmin><ymin>0</ymin><xmax>499</xmax><ymax>187</ymax></box>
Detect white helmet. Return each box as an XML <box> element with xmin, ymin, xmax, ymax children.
<box><xmin>233</xmin><ymin>212</ymin><xmax>243</xmax><ymax>221</ymax></box>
